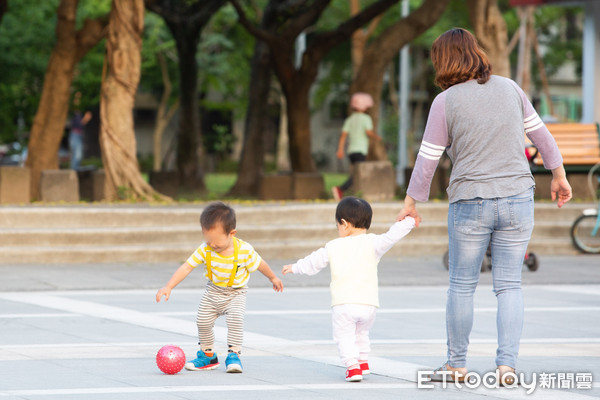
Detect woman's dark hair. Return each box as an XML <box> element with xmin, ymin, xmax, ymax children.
<box><xmin>335</xmin><ymin>197</ymin><xmax>372</xmax><ymax>229</ymax></box>
<box><xmin>200</xmin><ymin>202</ymin><xmax>236</xmax><ymax>233</ymax></box>
<box><xmin>431</xmin><ymin>28</ymin><xmax>492</xmax><ymax>90</ymax></box>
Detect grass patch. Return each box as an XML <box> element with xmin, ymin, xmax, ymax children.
<box><xmin>173</xmin><ymin>172</ymin><xmax>348</xmax><ymax>202</ymax></box>
<box><xmin>323</xmin><ymin>173</ymin><xmax>347</xmax><ymax>191</ymax></box>
<box><xmin>206</xmin><ymin>173</ymin><xmax>237</xmax><ymax>195</ymax></box>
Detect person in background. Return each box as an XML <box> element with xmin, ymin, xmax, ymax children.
<box><xmin>331</xmin><ymin>92</ymin><xmax>381</xmax><ymax>201</ymax></box>
<box><xmin>69</xmin><ymin>101</ymin><xmax>92</xmax><ymax>170</ymax></box>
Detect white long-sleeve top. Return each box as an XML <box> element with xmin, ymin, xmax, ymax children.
<box><xmin>291</xmin><ymin>217</ymin><xmax>416</xmax><ymax>307</ymax></box>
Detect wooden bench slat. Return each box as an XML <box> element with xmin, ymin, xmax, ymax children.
<box><xmin>529</xmin><ymin>122</ymin><xmax>600</xmax><ymax>168</ymax></box>
<box><xmin>546</xmin><ymin>123</ymin><xmax>599</xmax><ymax>134</ymax></box>
<box><xmin>533</xmin><ymin>158</ymin><xmax>600</xmax><ymax>166</ymax></box>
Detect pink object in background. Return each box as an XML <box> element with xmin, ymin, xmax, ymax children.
<box><xmin>156</xmin><ymin>345</ymin><xmax>186</xmax><ymax>374</ymax></box>
<box><xmin>350</xmin><ymin>92</ymin><xmax>374</xmax><ymax>112</ymax></box>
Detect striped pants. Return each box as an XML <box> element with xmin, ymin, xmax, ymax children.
<box><xmin>196</xmin><ymin>281</ymin><xmax>247</xmax><ymax>353</ymax></box>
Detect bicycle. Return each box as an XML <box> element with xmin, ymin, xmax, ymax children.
<box><xmin>570</xmin><ymin>162</ymin><xmax>600</xmax><ymax>253</ymax></box>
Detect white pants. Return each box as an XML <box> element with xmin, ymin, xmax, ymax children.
<box><xmin>332</xmin><ymin>304</ymin><xmax>377</xmax><ymax>368</ymax></box>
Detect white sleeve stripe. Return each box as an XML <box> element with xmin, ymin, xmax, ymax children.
<box><xmin>524</xmin><ymin>113</ymin><xmax>539</xmax><ymax>123</ymax></box>
<box><xmin>418</xmin><ymin>151</ymin><xmax>442</xmax><ymax>161</ymax></box>
<box><xmin>524</xmin><ymin>116</ymin><xmax>542</xmax><ymax>129</ymax></box>
<box><xmin>421</xmin><ymin>140</ymin><xmax>446</xmax><ymax>151</ymax></box>
<box><xmin>525</xmin><ymin>121</ymin><xmax>545</xmax><ymax>133</ymax></box>
<box><xmin>419</xmin><ymin>146</ymin><xmax>444</xmax><ymax>157</ymax></box>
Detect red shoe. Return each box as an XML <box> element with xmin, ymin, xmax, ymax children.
<box><xmin>360</xmin><ymin>362</ymin><xmax>370</xmax><ymax>375</ymax></box>
<box><xmin>331</xmin><ymin>186</ymin><xmax>342</xmax><ymax>201</ymax></box>
<box><xmin>345</xmin><ymin>367</ymin><xmax>363</xmax><ymax>382</ymax></box>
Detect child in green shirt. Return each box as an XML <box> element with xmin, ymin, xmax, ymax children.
<box><xmin>332</xmin><ymin>92</ymin><xmax>381</xmax><ymax>200</ymax></box>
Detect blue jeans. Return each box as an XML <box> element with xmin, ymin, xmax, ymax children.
<box><xmin>446</xmin><ymin>187</ymin><xmax>534</xmax><ymax>369</ymax></box>
<box><xmin>69</xmin><ymin>132</ymin><xmax>83</xmax><ymax>170</ymax></box>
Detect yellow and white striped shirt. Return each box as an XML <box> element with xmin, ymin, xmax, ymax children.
<box><xmin>186</xmin><ymin>238</ymin><xmax>262</xmax><ymax>288</ymax></box>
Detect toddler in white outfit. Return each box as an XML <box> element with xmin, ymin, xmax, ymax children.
<box><xmin>282</xmin><ymin>197</ymin><xmax>415</xmax><ymax>382</ymax></box>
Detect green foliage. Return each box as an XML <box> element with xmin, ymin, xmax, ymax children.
<box><xmin>0</xmin><ymin>0</ymin><xmax>58</xmax><ymax>144</ymax></box>
<box><xmin>0</xmin><ymin>0</ymin><xmax>110</xmax><ymax>144</ymax></box>
<box><xmin>197</xmin><ymin>5</ymin><xmax>254</xmax><ymax>113</ymax></box>
<box><xmin>204</xmin><ymin>123</ymin><xmax>235</xmax><ymax>160</ymax></box>
<box><xmin>139</xmin><ymin>12</ymin><xmax>179</xmax><ymax>103</ymax></box>
<box><xmin>70</xmin><ymin>0</ymin><xmax>110</xmax><ymax>112</ymax></box>
<box><xmin>536</xmin><ymin>6</ymin><xmax>583</xmax><ymax>78</ymax></box>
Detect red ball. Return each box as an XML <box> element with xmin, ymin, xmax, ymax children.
<box><xmin>156</xmin><ymin>345</ymin><xmax>186</xmax><ymax>375</ymax></box>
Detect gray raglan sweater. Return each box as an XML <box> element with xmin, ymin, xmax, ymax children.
<box><xmin>407</xmin><ymin>75</ymin><xmax>563</xmax><ymax>203</ymax></box>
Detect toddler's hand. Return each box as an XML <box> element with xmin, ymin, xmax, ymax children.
<box><xmin>282</xmin><ymin>265</ymin><xmax>293</xmax><ymax>275</ymax></box>
<box><xmin>271</xmin><ymin>277</ymin><xmax>284</xmax><ymax>292</ymax></box>
<box><xmin>156</xmin><ymin>287</ymin><xmax>171</xmax><ymax>302</ymax></box>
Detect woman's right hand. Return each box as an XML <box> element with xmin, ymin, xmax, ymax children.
<box><xmin>397</xmin><ymin>195</ymin><xmax>421</xmax><ymax>227</ymax></box>
<box><xmin>550</xmin><ymin>176</ymin><xmax>572</xmax><ymax>208</ymax></box>
<box><xmin>550</xmin><ymin>166</ymin><xmax>572</xmax><ymax>208</ymax></box>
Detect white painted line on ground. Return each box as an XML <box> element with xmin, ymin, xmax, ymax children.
<box><xmin>6</xmin><ymin>284</ymin><xmax>596</xmax><ymax>297</ymax></box>
<box><xmin>535</xmin><ymin>285</ymin><xmax>600</xmax><ymax>297</ymax></box>
<box><xmin>0</xmin><ymin>342</ymin><xmax>169</xmax><ymax>350</ymax></box>
<box><xmin>0</xmin><ymin>383</ymin><xmax>597</xmax><ymax>398</ymax></box>
<box><xmin>151</xmin><ymin>306</ymin><xmax>600</xmax><ymax>316</ymax></box>
<box><xmin>0</xmin><ymin>292</ymin><xmax>198</xmax><ymax>337</ymax></box>
<box><xmin>2</xmin><ymin>305</ymin><xmax>599</xmax><ymax>319</ymax></box>
<box><xmin>2</xmin><ymin>289</ymin><xmax>599</xmax><ymax>390</ymax></box>
<box><xmin>304</xmin><ymin>338</ymin><xmax>600</xmax><ymax>345</ymax></box>
<box><xmin>0</xmin><ymin>383</ymin><xmax>423</xmax><ymax>397</ymax></box>
<box><xmin>0</xmin><ymin>313</ymin><xmax>80</xmax><ymax>319</ymax></box>
<box><xmin>0</xmin><ymin>292</ymin><xmax>430</xmax><ymax>382</ymax></box>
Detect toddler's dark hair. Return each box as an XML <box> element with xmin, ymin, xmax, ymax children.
<box><xmin>200</xmin><ymin>202</ymin><xmax>236</xmax><ymax>233</ymax></box>
<box><xmin>335</xmin><ymin>197</ymin><xmax>372</xmax><ymax>229</ymax></box>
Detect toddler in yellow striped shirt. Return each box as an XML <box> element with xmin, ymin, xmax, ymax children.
<box><xmin>156</xmin><ymin>202</ymin><xmax>283</xmax><ymax>373</ymax></box>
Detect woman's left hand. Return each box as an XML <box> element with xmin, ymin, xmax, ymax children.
<box><xmin>397</xmin><ymin>195</ymin><xmax>421</xmax><ymax>227</ymax></box>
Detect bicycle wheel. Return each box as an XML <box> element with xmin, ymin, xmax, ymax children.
<box><xmin>571</xmin><ymin>214</ymin><xmax>600</xmax><ymax>254</ymax></box>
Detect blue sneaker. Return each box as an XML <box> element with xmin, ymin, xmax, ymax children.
<box><xmin>225</xmin><ymin>352</ymin><xmax>243</xmax><ymax>373</ymax></box>
<box><xmin>184</xmin><ymin>350</ymin><xmax>219</xmax><ymax>371</ymax></box>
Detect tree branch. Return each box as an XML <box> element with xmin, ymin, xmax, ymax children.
<box><xmin>277</xmin><ymin>0</ymin><xmax>331</xmax><ymax>41</ymax></box>
<box><xmin>75</xmin><ymin>15</ymin><xmax>109</xmax><ymax>61</ymax></box>
<box><xmin>365</xmin><ymin>14</ymin><xmax>382</xmax><ymax>39</ymax></box>
<box><xmin>145</xmin><ymin>0</ymin><xmax>227</xmax><ymax>31</ymax></box>
<box><xmin>506</xmin><ymin>27</ymin><xmax>520</xmax><ymax>55</ymax></box>
<box><xmin>365</xmin><ymin>0</ymin><xmax>450</xmax><ymax>61</ymax></box>
<box><xmin>230</xmin><ymin>0</ymin><xmax>274</xmax><ymax>43</ymax></box>
<box><xmin>308</xmin><ymin>0</ymin><xmax>398</xmax><ymax>60</ymax></box>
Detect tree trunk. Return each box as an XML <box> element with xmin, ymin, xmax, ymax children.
<box><xmin>350</xmin><ymin>0</ymin><xmax>450</xmax><ymax>134</ymax></box>
<box><xmin>153</xmin><ymin>51</ymin><xmax>179</xmax><ymax>172</ymax></box>
<box><xmin>167</xmin><ymin>22</ymin><xmax>204</xmax><ymax>189</ymax></box>
<box><xmin>516</xmin><ymin>6</ymin><xmax>535</xmax><ymax>92</ymax></box>
<box><xmin>467</xmin><ymin>0</ymin><xmax>510</xmax><ymax>78</ymax></box>
<box><xmin>286</xmin><ymin>83</ymin><xmax>315</xmax><ymax>172</ymax></box>
<box><xmin>99</xmin><ymin>0</ymin><xmax>166</xmax><ymax>201</ymax></box>
<box><xmin>349</xmin><ymin>0</ymin><xmax>381</xmax><ymax>79</ymax></box>
<box><xmin>276</xmin><ymin>93</ymin><xmax>291</xmax><ymax>172</ymax></box>
<box><xmin>25</xmin><ymin>0</ymin><xmax>106</xmax><ymax>200</ymax></box>
<box><xmin>145</xmin><ymin>0</ymin><xmax>227</xmax><ymax>191</ymax></box>
<box><xmin>228</xmin><ymin>40</ymin><xmax>272</xmax><ymax>196</ymax></box>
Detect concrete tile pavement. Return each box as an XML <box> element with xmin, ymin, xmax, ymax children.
<box><xmin>1</xmin><ymin>255</ymin><xmax>600</xmax><ymax>399</ymax></box>
<box><xmin>1</xmin><ymin>254</ymin><xmax>599</xmax><ymax>292</ymax></box>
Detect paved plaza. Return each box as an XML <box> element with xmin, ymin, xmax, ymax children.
<box><xmin>1</xmin><ymin>255</ymin><xmax>599</xmax><ymax>399</ymax></box>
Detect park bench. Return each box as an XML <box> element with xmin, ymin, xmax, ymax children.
<box><xmin>528</xmin><ymin>122</ymin><xmax>600</xmax><ymax>199</ymax></box>
<box><xmin>531</xmin><ymin>123</ymin><xmax>600</xmax><ymax>171</ymax></box>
